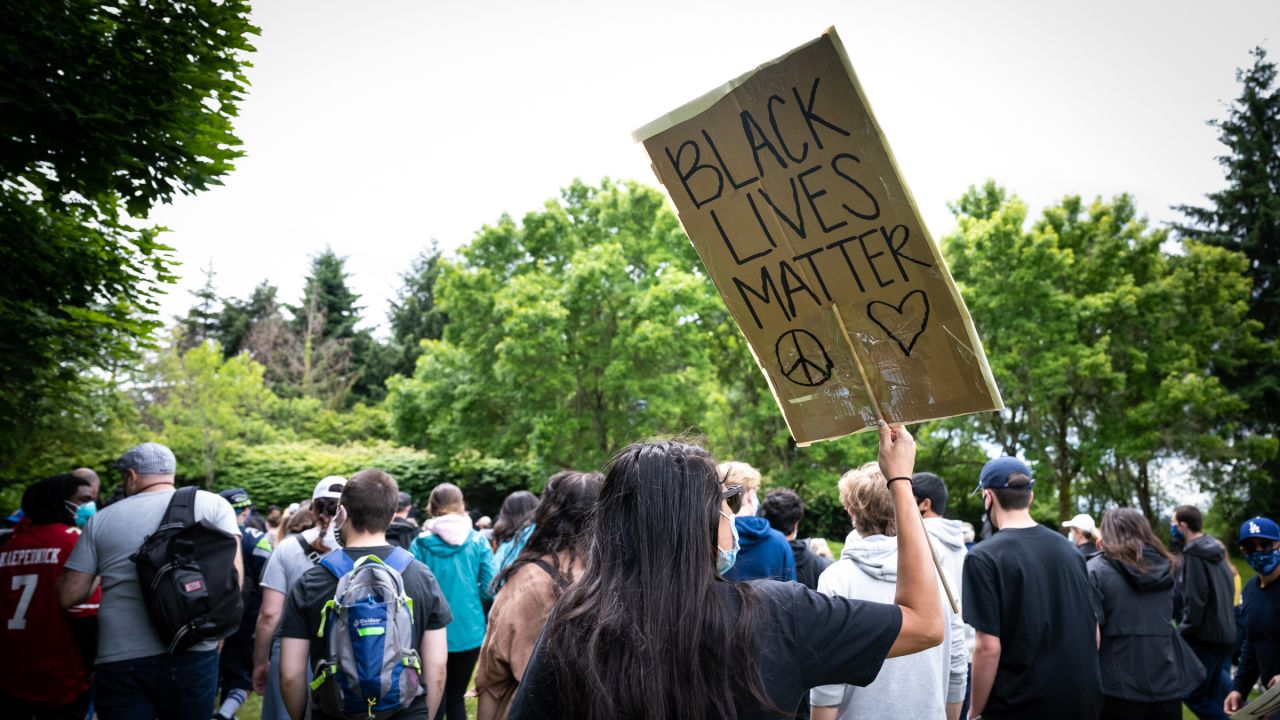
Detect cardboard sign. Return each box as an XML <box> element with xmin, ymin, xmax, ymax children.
<box><xmin>635</xmin><ymin>28</ymin><xmax>1002</xmax><ymax>446</ymax></box>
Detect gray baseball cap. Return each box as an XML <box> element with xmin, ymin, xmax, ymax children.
<box><xmin>114</xmin><ymin>442</ymin><xmax>177</xmax><ymax>475</ymax></box>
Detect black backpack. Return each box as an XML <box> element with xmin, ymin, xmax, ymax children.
<box><xmin>131</xmin><ymin>486</ymin><xmax>244</xmax><ymax>653</ymax></box>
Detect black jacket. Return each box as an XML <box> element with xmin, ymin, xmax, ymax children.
<box><xmin>1178</xmin><ymin>535</ymin><xmax>1238</xmax><ymax>649</ymax></box>
<box><xmin>1089</xmin><ymin>547</ymin><xmax>1205</xmax><ymax>701</ymax></box>
<box><xmin>789</xmin><ymin>539</ymin><xmax>832</xmax><ymax>591</ymax></box>
<box><xmin>385</xmin><ymin>517</ymin><xmax>420</xmax><ymax>550</ymax></box>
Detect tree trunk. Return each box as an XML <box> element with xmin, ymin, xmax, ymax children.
<box><xmin>1136</xmin><ymin>461</ymin><xmax>1155</xmax><ymax>525</ymax></box>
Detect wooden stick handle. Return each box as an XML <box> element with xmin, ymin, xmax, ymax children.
<box><xmin>832</xmin><ymin>303</ymin><xmax>960</xmax><ymax>615</ymax></box>
<box><xmin>920</xmin><ymin>511</ymin><xmax>961</xmax><ymax>614</ymax></box>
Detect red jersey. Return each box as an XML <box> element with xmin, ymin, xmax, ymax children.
<box><xmin>0</xmin><ymin>520</ymin><xmax>98</xmax><ymax>704</ymax></box>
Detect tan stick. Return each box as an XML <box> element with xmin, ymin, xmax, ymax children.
<box><xmin>831</xmin><ymin>304</ymin><xmax>961</xmax><ymax>615</ymax></box>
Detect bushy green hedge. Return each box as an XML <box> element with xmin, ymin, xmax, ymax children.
<box><xmin>206</xmin><ymin>441</ymin><xmax>539</xmax><ymax>516</ymax></box>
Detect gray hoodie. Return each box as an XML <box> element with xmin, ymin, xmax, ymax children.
<box><xmin>810</xmin><ymin>531</ymin><xmax>968</xmax><ymax>719</ymax></box>
<box><xmin>923</xmin><ymin>516</ymin><xmax>976</xmax><ymax>655</ymax></box>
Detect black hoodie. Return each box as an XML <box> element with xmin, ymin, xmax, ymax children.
<box><xmin>1178</xmin><ymin>535</ymin><xmax>1237</xmax><ymax>650</ymax></box>
<box><xmin>1088</xmin><ymin>546</ymin><xmax>1206</xmax><ymax>701</ymax></box>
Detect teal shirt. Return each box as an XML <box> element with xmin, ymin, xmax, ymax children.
<box><xmin>494</xmin><ymin>523</ymin><xmax>535</xmax><ymax>574</ymax></box>
<box><xmin>410</xmin><ymin>528</ymin><xmax>495</xmax><ymax>652</ymax></box>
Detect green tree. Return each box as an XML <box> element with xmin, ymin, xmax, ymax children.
<box><xmin>292</xmin><ymin>250</ymin><xmax>363</xmax><ymax>342</ymax></box>
<box><xmin>389</xmin><ymin>243</ymin><xmax>449</xmax><ymax>377</ymax></box>
<box><xmin>388</xmin><ymin>179</ymin><xmax>724</xmax><ymax>470</ymax></box>
<box><xmin>148</xmin><ymin>339</ymin><xmax>277</xmax><ymax>488</ymax></box>
<box><xmin>1175</xmin><ymin>46</ymin><xmax>1280</xmax><ymax>522</ymax></box>
<box><xmin>177</xmin><ymin>263</ymin><xmax>223</xmax><ymax>351</ymax></box>
<box><xmin>0</xmin><ymin>0</ymin><xmax>257</xmax><ymax>471</ymax></box>
<box><xmin>218</xmin><ymin>281</ymin><xmax>284</xmax><ymax>359</ymax></box>
<box><xmin>946</xmin><ymin>183</ymin><xmax>1264</xmax><ymax>522</ymax></box>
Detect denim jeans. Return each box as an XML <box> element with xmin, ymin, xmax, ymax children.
<box><xmin>1183</xmin><ymin>642</ymin><xmax>1232</xmax><ymax>720</ymax></box>
<box><xmin>95</xmin><ymin>649</ymin><xmax>219</xmax><ymax>720</ymax></box>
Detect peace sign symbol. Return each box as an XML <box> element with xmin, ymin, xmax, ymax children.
<box><xmin>775</xmin><ymin>329</ymin><xmax>834</xmax><ymax>387</ymax></box>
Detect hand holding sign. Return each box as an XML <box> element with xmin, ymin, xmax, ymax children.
<box><xmin>635</xmin><ymin>28</ymin><xmax>1002</xmax><ymax>445</ymax></box>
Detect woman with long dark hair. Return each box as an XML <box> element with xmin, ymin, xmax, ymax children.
<box><xmin>1088</xmin><ymin>508</ymin><xmax>1204</xmax><ymax>719</ymax></box>
<box><xmin>475</xmin><ymin>471</ymin><xmax>604</xmax><ymax>720</ymax></box>
<box><xmin>509</xmin><ymin>423</ymin><xmax>943</xmax><ymax>720</ymax></box>
<box><xmin>492</xmin><ymin>490</ymin><xmax>539</xmax><ymax>571</ymax></box>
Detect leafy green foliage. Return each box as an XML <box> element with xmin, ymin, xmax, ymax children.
<box><xmin>388</xmin><ymin>179</ymin><xmax>726</xmax><ymax>470</ymax></box>
<box><xmin>0</xmin><ymin>0</ymin><xmax>256</xmax><ymax>473</ymax></box>
<box><xmin>946</xmin><ymin>182</ymin><xmax>1269</xmax><ymax>522</ymax></box>
<box><xmin>1175</xmin><ymin>47</ymin><xmax>1280</xmax><ymax>524</ymax></box>
<box><xmin>149</xmin><ymin>340</ymin><xmax>278</xmax><ymax>487</ymax></box>
<box><xmin>389</xmin><ymin>244</ymin><xmax>449</xmax><ymax>377</ymax></box>
<box><xmin>212</xmin><ymin>441</ymin><xmax>538</xmax><ymax>516</ymax></box>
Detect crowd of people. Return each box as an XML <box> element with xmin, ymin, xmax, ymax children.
<box><xmin>0</xmin><ymin>428</ymin><xmax>1277</xmax><ymax>720</ymax></box>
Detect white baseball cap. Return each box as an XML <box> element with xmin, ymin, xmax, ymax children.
<box><xmin>1061</xmin><ymin>513</ymin><xmax>1096</xmax><ymax>535</ymax></box>
<box><xmin>312</xmin><ymin>476</ymin><xmax>347</xmax><ymax>501</ymax></box>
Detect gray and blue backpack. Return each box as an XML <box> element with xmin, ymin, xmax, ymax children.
<box><xmin>311</xmin><ymin>548</ymin><xmax>422</xmax><ymax>719</ymax></box>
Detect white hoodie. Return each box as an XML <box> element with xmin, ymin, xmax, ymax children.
<box><xmin>810</xmin><ymin>531</ymin><xmax>968</xmax><ymax>719</ymax></box>
<box><xmin>923</xmin><ymin>516</ymin><xmax>976</xmax><ymax>655</ymax></box>
<box><xmin>424</xmin><ymin>513</ymin><xmax>472</xmax><ymax>545</ymax></box>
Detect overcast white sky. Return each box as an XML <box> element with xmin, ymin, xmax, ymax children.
<box><xmin>149</xmin><ymin>0</ymin><xmax>1278</xmax><ymax>333</ymax></box>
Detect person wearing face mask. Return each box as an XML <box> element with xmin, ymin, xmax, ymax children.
<box><xmin>1172</xmin><ymin>505</ymin><xmax>1237</xmax><ymax>720</ymax></box>
<box><xmin>718</xmin><ymin>461</ymin><xmax>796</xmax><ymax>583</ymax></box>
<box><xmin>961</xmin><ymin>457</ymin><xmax>1102</xmax><ymax>720</ymax></box>
<box><xmin>0</xmin><ymin>473</ymin><xmax>100</xmax><ymax>720</ymax></box>
<box><xmin>57</xmin><ymin>442</ymin><xmax>244</xmax><ymax>720</ymax></box>
<box><xmin>252</xmin><ymin>476</ymin><xmax>347</xmax><ymax>720</ymax></box>
<box><xmin>508</xmin><ymin>423</ymin><xmax>945</xmax><ymax>720</ymax></box>
<box><xmin>1224</xmin><ymin>517</ymin><xmax>1280</xmax><ymax>718</ymax></box>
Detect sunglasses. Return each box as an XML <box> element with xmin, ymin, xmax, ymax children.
<box><xmin>722</xmin><ymin>485</ymin><xmax>743</xmax><ymax>502</ymax></box>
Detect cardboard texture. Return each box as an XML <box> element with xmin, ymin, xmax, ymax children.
<box><xmin>636</xmin><ymin>28</ymin><xmax>1003</xmax><ymax>446</ymax></box>
<box><xmin>1232</xmin><ymin>682</ymin><xmax>1280</xmax><ymax>720</ymax></box>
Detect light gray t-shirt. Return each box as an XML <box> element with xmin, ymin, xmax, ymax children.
<box><xmin>261</xmin><ymin>527</ymin><xmax>323</xmax><ymax>595</ymax></box>
<box><xmin>65</xmin><ymin>488</ymin><xmax>239</xmax><ymax>663</ymax></box>
<box><xmin>261</xmin><ymin>527</ymin><xmax>325</xmax><ymax>639</ymax></box>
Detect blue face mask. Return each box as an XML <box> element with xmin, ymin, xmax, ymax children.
<box><xmin>1245</xmin><ymin>550</ymin><xmax>1280</xmax><ymax>576</ymax></box>
<box><xmin>72</xmin><ymin>500</ymin><xmax>96</xmax><ymax>527</ymax></box>
<box><xmin>717</xmin><ymin>512</ymin><xmax>740</xmax><ymax>575</ymax></box>
<box><xmin>1170</xmin><ymin>524</ymin><xmax>1184</xmax><ymax>541</ymax></box>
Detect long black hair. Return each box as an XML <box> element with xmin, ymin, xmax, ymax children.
<box><xmin>22</xmin><ymin>473</ymin><xmax>89</xmax><ymax>526</ymax></box>
<box><xmin>492</xmin><ymin>489</ymin><xmax>539</xmax><ymax>546</ymax></box>
<box><xmin>494</xmin><ymin>470</ymin><xmax>602</xmax><ymax>593</ymax></box>
<box><xmin>541</xmin><ymin>440</ymin><xmax>777</xmax><ymax>720</ymax></box>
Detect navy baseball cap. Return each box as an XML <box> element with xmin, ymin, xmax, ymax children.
<box><xmin>973</xmin><ymin>456</ymin><xmax>1035</xmax><ymax>494</ymax></box>
<box><xmin>1238</xmin><ymin>517</ymin><xmax>1280</xmax><ymax>545</ymax></box>
<box><xmin>219</xmin><ymin>488</ymin><xmax>252</xmax><ymax>509</ymax></box>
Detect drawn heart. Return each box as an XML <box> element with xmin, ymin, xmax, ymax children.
<box><xmin>866</xmin><ymin>290</ymin><xmax>930</xmax><ymax>357</ymax></box>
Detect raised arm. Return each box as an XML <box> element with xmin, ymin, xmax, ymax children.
<box><xmin>878</xmin><ymin>422</ymin><xmax>944</xmax><ymax>658</ymax></box>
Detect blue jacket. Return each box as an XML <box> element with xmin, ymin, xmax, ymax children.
<box><xmin>494</xmin><ymin>523</ymin><xmax>534</xmax><ymax>574</ymax></box>
<box><xmin>410</xmin><ymin>514</ymin><xmax>496</xmax><ymax>652</ymax></box>
<box><xmin>725</xmin><ymin>516</ymin><xmax>796</xmax><ymax>582</ymax></box>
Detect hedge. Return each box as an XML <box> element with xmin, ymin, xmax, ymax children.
<box><xmin>205</xmin><ymin>441</ymin><xmax>540</xmax><ymax>517</ymax></box>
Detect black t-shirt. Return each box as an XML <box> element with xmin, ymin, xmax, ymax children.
<box><xmin>962</xmin><ymin>525</ymin><xmax>1102</xmax><ymax>719</ymax></box>
<box><xmin>509</xmin><ymin>580</ymin><xmax>902</xmax><ymax>719</ymax></box>
<box><xmin>280</xmin><ymin>545</ymin><xmax>453</xmax><ymax>719</ymax></box>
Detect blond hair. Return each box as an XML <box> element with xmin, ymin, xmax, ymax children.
<box><xmin>717</xmin><ymin>461</ymin><xmax>762</xmax><ymax>494</ymax></box>
<box><xmin>837</xmin><ymin>462</ymin><xmax>896</xmax><ymax>537</ymax></box>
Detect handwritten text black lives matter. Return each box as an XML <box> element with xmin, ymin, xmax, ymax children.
<box><xmin>662</xmin><ymin>77</ymin><xmax>934</xmax><ymax>388</ymax></box>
